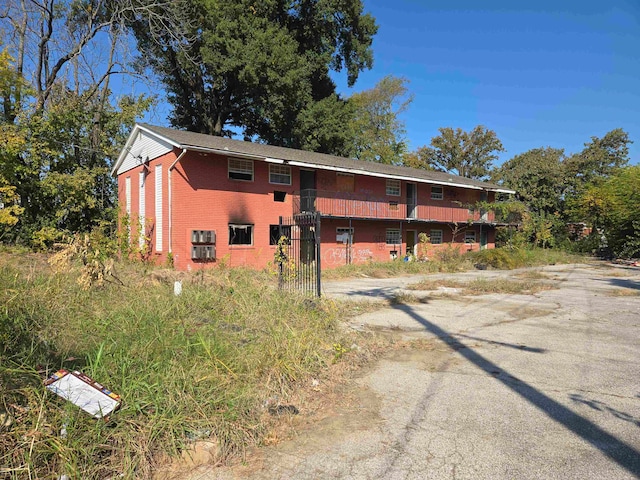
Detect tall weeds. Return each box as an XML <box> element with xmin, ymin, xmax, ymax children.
<box><xmin>0</xmin><ymin>258</ymin><xmax>343</xmax><ymax>479</ymax></box>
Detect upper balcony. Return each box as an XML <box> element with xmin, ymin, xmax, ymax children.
<box><xmin>293</xmin><ymin>189</ymin><xmax>495</xmax><ymax>223</ymax></box>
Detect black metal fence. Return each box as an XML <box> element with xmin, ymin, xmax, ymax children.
<box><xmin>276</xmin><ymin>213</ymin><xmax>322</xmax><ymax>297</ymax></box>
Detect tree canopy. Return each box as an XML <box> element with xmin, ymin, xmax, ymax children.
<box><xmin>409</xmin><ymin>126</ymin><xmax>504</xmax><ymax>179</ymax></box>
<box><xmin>348</xmin><ymin>75</ymin><xmax>412</xmax><ymax>164</ymax></box>
<box><xmin>130</xmin><ymin>0</ymin><xmax>378</xmax><ymax>153</ymax></box>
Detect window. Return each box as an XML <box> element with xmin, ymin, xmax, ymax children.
<box><xmin>386</xmin><ymin>229</ymin><xmax>401</xmax><ymax>245</ymax></box>
<box><xmin>430</xmin><ymin>229</ymin><xmax>443</xmax><ymax>244</ymax></box>
<box><xmin>431</xmin><ymin>186</ymin><xmax>443</xmax><ymax>200</ymax></box>
<box><xmin>229</xmin><ymin>224</ymin><xmax>253</xmax><ymax>245</ymax></box>
<box><xmin>465</xmin><ymin>231</ymin><xmax>476</xmax><ymax>243</ymax></box>
<box><xmin>228</xmin><ymin>158</ymin><xmax>254</xmax><ymax>181</ymax></box>
<box><xmin>269</xmin><ymin>225</ymin><xmax>291</xmax><ymax>245</ymax></box>
<box><xmin>386</xmin><ymin>179</ymin><xmax>401</xmax><ymax>196</ymax></box>
<box><xmin>269</xmin><ymin>164</ymin><xmax>291</xmax><ymax>185</ymax></box>
<box><xmin>273</xmin><ymin>191</ymin><xmax>287</xmax><ymax>202</ymax></box>
<box><xmin>336</xmin><ymin>173</ymin><xmax>355</xmax><ymax>192</ymax></box>
<box><xmin>336</xmin><ymin>227</ymin><xmax>354</xmax><ymax>243</ymax></box>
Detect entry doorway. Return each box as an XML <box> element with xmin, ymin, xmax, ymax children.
<box><xmin>480</xmin><ymin>230</ymin><xmax>488</xmax><ymax>250</ymax></box>
<box><xmin>300</xmin><ymin>169</ymin><xmax>316</xmax><ymax>212</ymax></box>
<box><xmin>406</xmin><ymin>230</ymin><xmax>417</xmax><ymax>257</ymax></box>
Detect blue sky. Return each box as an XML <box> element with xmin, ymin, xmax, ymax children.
<box><xmin>331</xmin><ymin>0</ymin><xmax>640</xmax><ymax>165</ymax></box>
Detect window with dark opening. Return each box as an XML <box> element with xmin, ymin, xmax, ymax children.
<box><xmin>228</xmin><ymin>158</ymin><xmax>254</xmax><ymax>181</ymax></box>
<box><xmin>229</xmin><ymin>224</ymin><xmax>253</xmax><ymax>245</ymax></box>
<box><xmin>273</xmin><ymin>191</ymin><xmax>287</xmax><ymax>202</ymax></box>
<box><xmin>269</xmin><ymin>225</ymin><xmax>292</xmax><ymax>245</ymax></box>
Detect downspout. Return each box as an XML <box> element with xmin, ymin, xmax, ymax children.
<box><xmin>168</xmin><ymin>149</ymin><xmax>188</xmax><ymax>254</ymax></box>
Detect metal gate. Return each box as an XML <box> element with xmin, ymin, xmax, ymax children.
<box><xmin>276</xmin><ymin>213</ymin><xmax>321</xmax><ymax>297</ymax></box>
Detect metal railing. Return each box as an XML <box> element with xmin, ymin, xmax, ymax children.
<box><xmin>293</xmin><ymin>189</ymin><xmax>494</xmax><ymax>223</ymax></box>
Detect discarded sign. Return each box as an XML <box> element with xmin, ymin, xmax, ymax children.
<box><xmin>44</xmin><ymin>370</ymin><xmax>121</xmax><ymax>419</ymax></box>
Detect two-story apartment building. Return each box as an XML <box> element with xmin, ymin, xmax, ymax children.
<box><xmin>112</xmin><ymin>124</ymin><xmax>514</xmax><ymax>271</ymax></box>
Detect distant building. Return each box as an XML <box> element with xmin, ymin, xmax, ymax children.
<box><xmin>112</xmin><ymin>124</ymin><xmax>515</xmax><ymax>270</ymax></box>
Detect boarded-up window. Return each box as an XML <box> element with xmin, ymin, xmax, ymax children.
<box><xmin>155</xmin><ymin>165</ymin><xmax>163</xmax><ymax>251</ymax></box>
<box><xmin>336</xmin><ymin>173</ymin><xmax>355</xmax><ymax>192</ymax></box>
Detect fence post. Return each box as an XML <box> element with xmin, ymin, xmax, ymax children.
<box><xmin>278</xmin><ymin>216</ymin><xmax>284</xmax><ymax>290</ymax></box>
<box><xmin>315</xmin><ymin>212</ymin><xmax>321</xmax><ymax>297</ymax></box>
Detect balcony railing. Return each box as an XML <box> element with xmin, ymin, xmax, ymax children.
<box><xmin>293</xmin><ymin>189</ymin><xmax>495</xmax><ymax>223</ymax></box>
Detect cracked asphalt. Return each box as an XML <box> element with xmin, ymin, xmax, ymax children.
<box><xmin>186</xmin><ymin>263</ymin><xmax>640</xmax><ymax>480</ymax></box>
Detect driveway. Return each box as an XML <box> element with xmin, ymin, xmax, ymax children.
<box><xmin>188</xmin><ymin>263</ymin><xmax>640</xmax><ymax>479</ymax></box>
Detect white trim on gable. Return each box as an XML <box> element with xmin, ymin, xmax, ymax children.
<box><xmin>112</xmin><ymin>125</ymin><xmax>176</xmax><ymax>177</ymax></box>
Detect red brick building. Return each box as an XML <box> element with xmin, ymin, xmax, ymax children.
<box><xmin>112</xmin><ymin>124</ymin><xmax>514</xmax><ymax>271</ymax></box>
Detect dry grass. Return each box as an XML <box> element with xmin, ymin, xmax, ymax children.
<box><xmin>408</xmin><ymin>277</ymin><xmax>556</xmax><ymax>296</ymax></box>
<box><xmin>605</xmin><ymin>288</ymin><xmax>640</xmax><ymax>297</ymax></box>
<box><xmin>512</xmin><ymin>270</ymin><xmax>551</xmax><ymax>280</ymax></box>
<box><xmin>0</xmin><ymin>252</ymin><xmax>383</xmax><ymax>479</ymax></box>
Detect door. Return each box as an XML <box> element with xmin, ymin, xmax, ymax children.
<box><xmin>406</xmin><ymin>183</ymin><xmax>417</xmax><ymax>219</ymax></box>
<box><xmin>300</xmin><ymin>170</ymin><xmax>316</xmax><ymax>212</ymax></box>
<box><xmin>406</xmin><ymin>230</ymin><xmax>417</xmax><ymax>257</ymax></box>
<box><xmin>480</xmin><ymin>229</ymin><xmax>488</xmax><ymax>250</ymax></box>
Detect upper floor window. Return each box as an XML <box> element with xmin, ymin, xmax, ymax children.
<box><xmin>269</xmin><ymin>164</ymin><xmax>291</xmax><ymax>185</ymax></box>
<box><xmin>386</xmin><ymin>179</ymin><xmax>401</xmax><ymax>196</ymax></box>
<box><xmin>431</xmin><ymin>185</ymin><xmax>443</xmax><ymax>200</ymax></box>
<box><xmin>336</xmin><ymin>173</ymin><xmax>355</xmax><ymax>192</ymax></box>
<box><xmin>228</xmin><ymin>158</ymin><xmax>254</xmax><ymax>181</ymax></box>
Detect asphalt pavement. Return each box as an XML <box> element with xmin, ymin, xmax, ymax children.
<box><xmin>186</xmin><ymin>263</ymin><xmax>640</xmax><ymax>480</ymax></box>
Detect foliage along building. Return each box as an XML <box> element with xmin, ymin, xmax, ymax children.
<box><xmin>112</xmin><ymin>124</ymin><xmax>515</xmax><ymax>271</ymax></box>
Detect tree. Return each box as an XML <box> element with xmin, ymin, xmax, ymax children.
<box><xmin>410</xmin><ymin>125</ymin><xmax>504</xmax><ymax>179</ymax></box>
<box><xmin>574</xmin><ymin>166</ymin><xmax>640</xmax><ymax>258</ymax></box>
<box><xmin>348</xmin><ymin>75</ymin><xmax>412</xmax><ymax>164</ymax></box>
<box><xmin>493</xmin><ymin>147</ymin><xmax>566</xmax><ymax>216</ymax></box>
<box><xmin>0</xmin><ymin>1</ymin><xmax>156</xmax><ymax>244</ymax></box>
<box><xmin>130</xmin><ymin>0</ymin><xmax>378</xmax><ymax>152</ymax></box>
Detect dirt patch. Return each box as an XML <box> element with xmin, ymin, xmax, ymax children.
<box><xmin>605</xmin><ymin>288</ymin><xmax>640</xmax><ymax>297</ymax></box>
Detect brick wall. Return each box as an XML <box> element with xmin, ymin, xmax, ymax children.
<box><xmin>117</xmin><ymin>149</ymin><xmax>497</xmax><ymax>271</ymax></box>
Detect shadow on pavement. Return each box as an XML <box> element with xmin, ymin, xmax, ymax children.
<box><xmin>453</xmin><ymin>333</ymin><xmax>547</xmax><ymax>353</ymax></box>
<box><xmin>569</xmin><ymin>394</ymin><xmax>640</xmax><ymax>428</ymax></box>
<box><xmin>392</xmin><ymin>303</ymin><xmax>640</xmax><ymax>477</ymax></box>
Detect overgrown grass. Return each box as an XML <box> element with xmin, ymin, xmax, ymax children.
<box><xmin>324</xmin><ymin>247</ymin><xmax>585</xmax><ymax>280</ymax></box>
<box><xmin>0</xmin><ymin>255</ymin><xmax>351</xmax><ymax>479</ymax></box>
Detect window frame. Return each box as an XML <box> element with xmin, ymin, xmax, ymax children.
<box><xmin>228</xmin><ymin>223</ymin><xmax>254</xmax><ymax>246</ymax></box>
<box><xmin>336</xmin><ymin>227</ymin><xmax>354</xmax><ymax>243</ymax></box>
<box><xmin>228</xmin><ymin>158</ymin><xmax>254</xmax><ymax>182</ymax></box>
<box><xmin>465</xmin><ymin>231</ymin><xmax>477</xmax><ymax>244</ymax></box>
<box><xmin>269</xmin><ymin>164</ymin><xmax>292</xmax><ymax>185</ymax></box>
<box><xmin>431</xmin><ymin>185</ymin><xmax>444</xmax><ymax>200</ymax></box>
<box><xmin>430</xmin><ymin>229</ymin><xmax>443</xmax><ymax>245</ymax></box>
<box><xmin>386</xmin><ymin>179</ymin><xmax>401</xmax><ymax>196</ymax></box>
<box><xmin>269</xmin><ymin>225</ymin><xmax>292</xmax><ymax>245</ymax></box>
<box><xmin>386</xmin><ymin>228</ymin><xmax>402</xmax><ymax>245</ymax></box>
